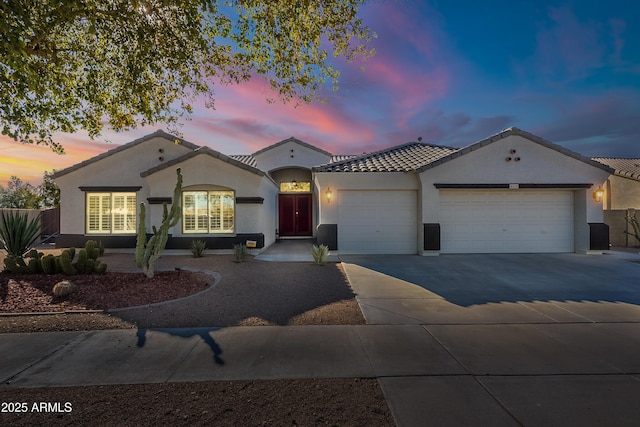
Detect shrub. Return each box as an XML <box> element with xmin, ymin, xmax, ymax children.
<box><xmin>233</xmin><ymin>243</ymin><xmax>248</xmax><ymax>263</ymax></box>
<box><xmin>625</xmin><ymin>213</ymin><xmax>640</xmax><ymax>246</ymax></box>
<box><xmin>312</xmin><ymin>244</ymin><xmax>330</xmax><ymax>265</ymax></box>
<box><xmin>190</xmin><ymin>240</ymin><xmax>206</xmax><ymax>258</ymax></box>
<box><xmin>0</xmin><ymin>210</ymin><xmax>41</xmax><ymax>257</ymax></box>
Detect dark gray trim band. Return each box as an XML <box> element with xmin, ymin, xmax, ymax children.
<box><xmin>236</xmin><ymin>197</ymin><xmax>264</xmax><ymax>204</ymax></box>
<box><xmin>79</xmin><ymin>186</ymin><xmax>142</xmax><ymax>192</ymax></box>
<box><xmin>147</xmin><ymin>197</ymin><xmax>172</xmax><ymax>204</ymax></box>
<box><xmin>434</xmin><ymin>183</ymin><xmax>593</xmax><ymax>189</ymax></box>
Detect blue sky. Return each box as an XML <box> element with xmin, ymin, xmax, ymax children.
<box><xmin>2</xmin><ymin>0</ymin><xmax>639</xmax><ymax>185</ymax></box>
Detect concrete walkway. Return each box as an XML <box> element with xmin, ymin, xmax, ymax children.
<box><xmin>2</xmin><ymin>252</ymin><xmax>640</xmax><ymax>426</ymax></box>
<box><xmin>255</xmin><ymin>238</ymin><xmax>340</xmax><ymax>262</ymax></box>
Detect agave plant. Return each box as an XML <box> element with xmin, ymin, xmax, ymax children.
<box><xmin>312</xmin><ymin>244</ymin><xmax>329</xmax><ymax>265</ymax></box>
<box><xmin>189</xmin><ymin>239</ymin><xmax>207</xmax><ymax>258</ymax></box>
<box><xmin>0</xmin><ymin>210</ymin><xmax>42</xmax><ymax>257</ymax></box>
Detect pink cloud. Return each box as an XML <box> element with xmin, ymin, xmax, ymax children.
<box><xmin>184</xmin><ymin>76</ymin><xmax>378</xmax><ymax>154</ymax></box>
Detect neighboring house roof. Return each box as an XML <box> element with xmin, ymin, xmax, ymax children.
<box><xmin>313</xmin><ymin>142</ymin><xmax>458</xmax><ymax>172</ymax></box>
<box><xmin>51</xmin><ymin>130</ymin><xmax>199</xmax><ymax>179</ymax></box>
<box><xmin>592</xmin><ymin>157</ymin><xmax>640</xmax><ymax>182</ymax></box>
<box><xmin>330</xmin><ymin>155</ymin><xmax>358</xmax><ymax>163</ymax></box>
<box><xmin>140</xmin><ymin>146</ymin><xmax>265</xmax><ymax>177</ymax></box>
<box><xmin>252</xmin><ymin>136</ymin><xmax>332</xmax><ymax>157</ymax></box>
<box><xmin>416</xmin><ymin>127</ymin><xmax>615</xmax><ymax>174</ymax></box>
<box><xmin>230</xmin><ymin>154</ymin><xmax>258</xmax><ymax>168</ymax></box>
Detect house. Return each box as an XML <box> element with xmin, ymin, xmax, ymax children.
<box><xmin>591</xmin><ymin>157</ymin><xmax>640</xmax><ymax>246</ymax></box>
<box><xmin>52</xmin><ymin>127</ymin><xmax>613</xmax><ymax>255</ymax></box>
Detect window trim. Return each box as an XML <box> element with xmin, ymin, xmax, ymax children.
<box><xmin>85</xmin><ymin>192</ymin><xmax>137</xmax><ymax>235</ymax></box>
<box><xmin>182</xmin><ymin>190</ymin><xmax>235</xmax><ymax>234</ymax></box>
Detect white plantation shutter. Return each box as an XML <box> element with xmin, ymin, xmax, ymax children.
<box><xmin>183</xmin><ymin>190</ymin><xmax>235</xmax><ymax>233</ymax></box>
<box><xmin>86</xmin><ymin>192</ymin><xmax>136</xmax><ymax>234</ymax></box>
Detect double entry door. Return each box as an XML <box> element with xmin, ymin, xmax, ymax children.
<box><xmin>278</xmin><ymin>194</ymin><xmax>312</xmax><ymax>236</ymax></box>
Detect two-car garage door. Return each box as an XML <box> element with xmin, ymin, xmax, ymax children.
<box><xmin>336</xmin><ymin>189</ymin><xmax>575</xmax><ymax>254</ymax></box>
<box><xmin>439</xmin><ymin>190</ymin><xmax>574</xmax><ymax>253</ymax></box>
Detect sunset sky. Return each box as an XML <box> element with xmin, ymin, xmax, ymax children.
<box><xmin>1</xmin><ymin>0</ymin><xmax>639</xmax><ymax>186</ymax></box>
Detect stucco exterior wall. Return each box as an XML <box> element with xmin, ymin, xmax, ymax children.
<box><xmin>55</xmin><ymin>136</ymin><xmax>194</xmax><ymax>235</ymax></box>
<box><xmin>314</xmin><ymin>172</ymin><xmax>420</xmax><ymax>225</ymax></box>
<box><xmin>605</xmin><ymin>175</ymin><xmax>640</xmax><ymax>210</ymax></box>
<box><xmin>254</xmin><ymin>140</ymin><xmax>331</xmax><ymax>172</ymax></box>
<box><xmin>143</xmin><ymin>154</ymin><xmax>276</xmax><ymax>238</ymax></box>
<box><xmin>418</xmin><ymin>135</ymin><xmax>609</xmax><ymax>223</ymax></box>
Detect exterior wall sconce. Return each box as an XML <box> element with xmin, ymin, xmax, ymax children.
<box><xmin>326</xmin><ymin>187</ymin><xmax>333</xmax><ymax>203</ymax></box>
<box><xmin>593</xmin><ymin>187</ymin><xmax>604</xmax><ymax>202</ymax></box>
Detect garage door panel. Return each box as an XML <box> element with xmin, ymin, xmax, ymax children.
<box><xmin>338</xmin><ymin>190</ymin><xmax>417</xmax><ymax>254</ymax></box>
<box><xmin>440</xmin><ymin>190</ymin><xmax>574</xmax><ymax>253</ymax></box>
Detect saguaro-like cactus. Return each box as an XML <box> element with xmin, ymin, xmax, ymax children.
<box><xmin>136</xmin><ymin>168</ymin><xmax>182</xmax><ymax>278</ymax></box>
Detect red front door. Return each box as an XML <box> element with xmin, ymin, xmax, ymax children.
<box><xmin>278</xmin><ymin>194</ymin><xmax>312</xmax><ymax>236</ymax></box>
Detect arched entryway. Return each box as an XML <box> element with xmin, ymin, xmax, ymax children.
<box><xmin>270</xmin><ymin>168</ymin><xmax>314</xmax><ymax>237</ymax></box>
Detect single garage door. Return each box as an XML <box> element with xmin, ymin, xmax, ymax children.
<box><xmin>440</xmin><ymin>190</ymin><xmax>574</xmax><ymax>253</ymax></box>
<box><xmin>338</xmin><ymin>190</ymin><xmax>417</xmax><ymax>254</ymax></box>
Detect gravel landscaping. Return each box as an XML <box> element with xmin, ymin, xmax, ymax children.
<box><xmin>0</xmin><ymin>252</ymin><xmax>365</xmax><ymax>332</ymax></box>
<box><xmin>0</xmin><ymin>251</ymin><xmax>393</xmax><ymax>426</ymax></box>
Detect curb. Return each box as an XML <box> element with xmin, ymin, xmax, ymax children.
<box><xmin>1</xmin><ymin>267</ymin><xmax>221</xmax><ymax>317</ymax></box>
<box><xmin>107</xmin><ymin>267</ymin><xmax>221</xmax><ymax>314</ymax></box>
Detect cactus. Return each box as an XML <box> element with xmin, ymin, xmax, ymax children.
<box><xmin>85</xmin><ymin>240</ymin><xmax>95</xmax><ymax>256</ymax></box>
<box><xmin>28</xmin><ymin>258</ymin><xmax>40</xmax><ymax>273</ymax></box>
<box><xmin>94</xmin><ymin>259</ymin><xmax>107</xmax><ymax>274</ymax></box>
<box><xmin>76</xmin><ymin>249</ymin><xmax>87</xmax><ymax>272</ymax></box>
<box><xmin>68</xmin><ymin>247</ymin><xmax>76</xmax><ymax>261</ymax></box>
<box><xmin>3</xmin><ymin>256</ymin><xmax>28</xmax><ymax>274</ymax></box>
<box><xmin>52</xmin><ymin>280</ymin><xmax>76</xmax><ymax>297</ymax></box>
<box><xmin>136</xmin><ymin>168</ymin><xmax>182</xmax><ymax>278</ymax></box>
<box><xmin>54</xmin><ymin>256</ymin><xmax>62</xmax><ymax>274</ymax></box>
<box><xmin>41</xmin><ymin>254</ymin><xmax>55</xmax><ymax>274</ymax></box>
<box><xmin>59</xmin><ymin>250</ymin><xmax>77</xmax><ymax>275</ymax></box>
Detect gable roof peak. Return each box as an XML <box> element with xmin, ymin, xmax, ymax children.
<box><xmin>252</xmin><ymin>136</ymin><xmax>332</xmax><ymax>157</ymax></box>
<box><xmin>51</xmin><ymin>129</ymin><xmax>200</xmax><ymax>179</ymax></box>
<box><xmin>416</xmin><ymin>127</ymin><xmax>614</xmax><ymax>174</ymax></box>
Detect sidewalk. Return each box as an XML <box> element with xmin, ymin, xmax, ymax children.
<box><xmin>2</xmin><ymin>257</ymin><xmax>640</xmax><ymax>426</ymax></box>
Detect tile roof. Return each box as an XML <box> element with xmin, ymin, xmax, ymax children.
<box><xmin>592</xmin><ymin>157</ymin><xmax>640</xmax><ymax>182</ymax></box>
<box><xmin>313</xmin><ymin>142</ymin><xmax>458</xmax><ymax>172</ymax></box>
<box><xmin>330</xmin><ymin>155</ymin><xmax>357</xmax><ymax>163</ymax></box>
<box><xmin>140</xmin><ymin>146</ymin><xmax>265</xmax><ymax>177</ymax></box>
<box><xmin>229</xmin><ymin>154</ymin><xmax>356</xmax><ymax>169</ymax></box>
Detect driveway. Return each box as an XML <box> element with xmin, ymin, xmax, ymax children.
<box><xmin>340</xmin><ymin>251</ymin><xmax>640</xmax><ymax>324</ymax></box>
<box><xmin>339</xmin><ymin>251</ymin><xmax>640</xmax><ymax>426</ymax></box>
